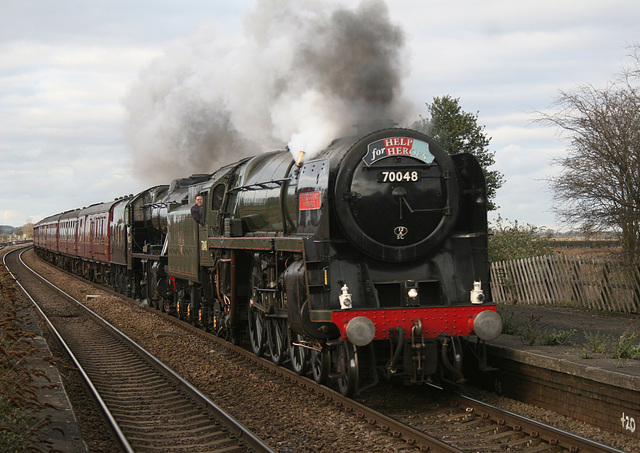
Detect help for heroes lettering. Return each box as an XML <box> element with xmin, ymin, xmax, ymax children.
<box><xmin>363</xmin><ymin>137</ymin><xmax>434</xmax><ymax>166</ymax></box>
<box><xmin>383</xmin><ymin>137</ymin><xmax>414</xmax><ymax>156</ymax></box>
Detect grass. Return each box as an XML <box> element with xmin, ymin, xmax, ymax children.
<box><xmin>542</xmin><ymin>328</ymin><xmax>577</xmax><ymax>346</ymax></box>
<box><xmin>578</xmin><ymin>330</ymin><xmax>610</xmax><ymax>358</ymax></box>
<box><xmin>611</xmin><ymin>331</ymin><xmax>640</xmax><ymax>360</ymax></box>
<box><xmin>498</xmin><ymin>308</ymin><xmax>576</xmax><ymax>346</ymax></box>
<box><xmin>498</xmin><ymin>306</ymin><xmax>640</xmax><ymax>357</ymax></box>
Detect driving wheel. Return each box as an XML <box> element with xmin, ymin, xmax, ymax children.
<box><xmin>267</xmin><ymin>318</ymin><xmax>286</xmax><ymax>365</ymax></box>
<box><xmin>311</xmin><ymin>348</ymin><xmax>329</xmax><ymax>385</ymax></box>
<box><xmin>288</xmin><ymin>331</ymin><xmax>308</xmax><ymax>375</ymax></box>
<box><xmin>247</xmin><ymin>304</ymin><xmax>265</xmax><ymax>356</ymax></box>
<box><xmin>336</xmin><ymin>341</ymin><xmax>359</xmax><ymax>397</ymax></box>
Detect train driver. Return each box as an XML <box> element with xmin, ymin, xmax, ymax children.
<box><xmin>191</xmin><ymin>193</ymin><xmax>204</xmax><ymax>224</ymax></box>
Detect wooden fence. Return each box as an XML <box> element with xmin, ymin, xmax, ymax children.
<box><xmin>490</xmin><ymin>255</ymin><xmax>640</xmax><ymax>313</ymax></box>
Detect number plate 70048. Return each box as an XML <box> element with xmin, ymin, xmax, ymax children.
<box><xmin>377</xmin><ymin>170</ymin><xmax>422</xmax><ymax>183</ymax></box>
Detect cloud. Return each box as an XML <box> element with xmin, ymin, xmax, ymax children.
<box><xmin>0</xmin><ymin>42</ymin><xmax>154</xmax><ymax>227</ymax></box>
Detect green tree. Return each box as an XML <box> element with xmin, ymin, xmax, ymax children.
<box><xmin>412</xmin><ymin>95</ymin><xmax>504</xmax><ymax>211</ymax></box>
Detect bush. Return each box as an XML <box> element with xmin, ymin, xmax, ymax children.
<box><xmin>489</xmin><ymin>216</ymin><xmax>554</xmax><ymax>262</ymax></box>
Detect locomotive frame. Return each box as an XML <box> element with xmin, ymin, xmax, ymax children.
<box><xmin>34</xmin><ymin>127</ymin><xmax>502</xmax><ymax>397</ymax></box>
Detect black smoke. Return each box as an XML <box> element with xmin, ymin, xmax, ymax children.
<box><xmin>123</xmin><ymin>0</ymin><xmax>413</xmax><ymax>184</ymax></box>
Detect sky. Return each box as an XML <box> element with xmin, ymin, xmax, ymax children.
<box><xmin>1</xmin><ymin>0</ymin><xmax>639</xmax><ymax>231</ymax></box>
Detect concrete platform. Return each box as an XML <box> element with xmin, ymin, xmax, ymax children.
<box><xmin>489</xmin><ymin>333</ymin><xmax>640</xmax><ymax>391</ymax></box>
<box><xmin>484</xmin><ymin>304</ymin><xmax>640</xmax><ymax>439</ymax></box>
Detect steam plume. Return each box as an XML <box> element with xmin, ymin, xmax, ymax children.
<box><xmin>123</xmin><ymin>0</ymin><xmax>414</xmax><ymax>184</ymax></box>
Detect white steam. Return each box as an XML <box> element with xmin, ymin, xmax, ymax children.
<box><xmin>123</xmin><ymin>0</ymin><xmax>415</xmax><ymax>184</ymax></box>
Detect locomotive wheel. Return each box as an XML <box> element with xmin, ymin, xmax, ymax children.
<box><xmin>213</xmin><ymin>316</ymin><xmax>229</xmax><ymax>340</ymax></box>
<box><xmin>288</xmin><ymin>332</ymin><xmax>308</xmax><ymax>375</ymax></box>
<box><xmin>335</xmin><ymin>342</ymin><xmax>359</xmax><ymax>397</ymax></box>
<box><xmin>310</xmin><ymin>349</ymin><xmax>329</xmax><ymax>385</ymax></box>
<box><xmin>177</xmin><ymin>297</ymin><xmax>188</xmax><ymax>320</ymax></box>
<box><xmin>200</xmin><ymin>305</ymin><xmax>212</xmax><ymax>333</ymax></box>
<box><xmin>247</xmin><ymin>305</ymin><xmax>265</xmax><ymax>356</ymax></box>
<box><xmin>115</xmin><ymin>273</ymin><xmax>126</xmax><ymax>294</ymax></box>
<box><xmin>212</xmin><ymin>302</ymin><xmax>229</xmax><ymax>340</ymax></box>
<box><xmin>266</xmin><ymin>318</ymin><xmax>287</xmax><ymax>365</ymax></box>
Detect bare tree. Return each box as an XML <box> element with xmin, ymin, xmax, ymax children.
<box><xmin>537</xmin><ymin>44</ymin><xmax>640</xmax><ymax>263</ymax></box>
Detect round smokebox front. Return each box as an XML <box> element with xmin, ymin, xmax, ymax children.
<box><xmin>333</xmin><ymin>129</ymin><xmax>460</xmax><ymax>262</ymax></box>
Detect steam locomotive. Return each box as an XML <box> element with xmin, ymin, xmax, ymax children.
<box><xmin>34</xmin><ymin>127</ymin><xmax>502</xmax><ymax>397</ymax></box>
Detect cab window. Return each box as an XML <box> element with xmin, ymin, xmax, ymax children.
<box><xmin>212</xmin><ymin>184</ymin><xmax>225</xmax><ymax>210</ymax></box>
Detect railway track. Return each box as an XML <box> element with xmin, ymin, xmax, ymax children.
<box><xmin>241</xmin><ymin>356</ymin><xmax>627</xmax><ymax>452</ymax></box>
<box><xmin>98</xmin><ymin>279</ymin><xmax>626</xmax><ymax>453</ymax></box>
<box><xmin>145</xmin><ymin>288</ymin><xmax>628</xmax><ymax>452</ymax></box>
<box><xmin>362</xmin><ymin>385</ymin><xmax>628</xmax><ymax>453</ymax></box>
<box><xmin>8</xmin><ymin>246</ymin><xmax>631</xmax><ymax>452</ymax></box>
<box><xmin>4</xmin><ymin>247</ymin><xmax>274</xmax><ymax>453</ymax></box>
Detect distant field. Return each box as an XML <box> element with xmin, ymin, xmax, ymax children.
<box><xmin>551</xmin><ymin>239</ymin><xmax>621</xmax><ymax>258</ymax></box>
<box><xmin>550</xmin><ymin>239</ymin><xmax>620</xmax><ymax>248</ymax></box>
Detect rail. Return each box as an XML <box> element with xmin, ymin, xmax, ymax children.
<box><xmin>5</xmin><ymin>247</ymin><xmax>275</xmax><ymax>453</ymax></box>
